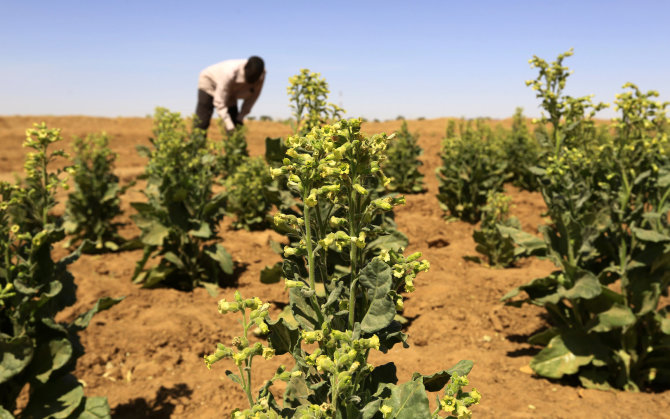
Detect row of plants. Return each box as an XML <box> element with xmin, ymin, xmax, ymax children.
<box><xmin>0</xmin><ymin>124</ymin><xmax>122</xmax><ymax>418</ymax></box>
<box><xmin>496</xmin><ymin>50</ymin><xmax>670</xmax><ymax>391</ymax></box>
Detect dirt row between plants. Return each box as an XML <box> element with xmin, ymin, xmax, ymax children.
<box><xmin>1</xmin><ymin>116</ymin><xmax>669</xmax><ymax>418</ymax></box>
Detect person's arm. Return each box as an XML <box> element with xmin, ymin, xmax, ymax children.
<box><xmin>239</xmin><ymin>72</ymin><xmax>265</xmax><ymax>121</ymax></box>
<box><xmin>213</xmin><ymin>78</ymin><xmax>236</xmax><ymax>132</ymax></box>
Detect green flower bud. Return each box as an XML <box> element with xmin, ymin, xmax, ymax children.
<box><xmin>218</xmin><ymin>299</ymin><xmax>240</xmax><ymax>314</ymax></box>
<box><xmin>353</xmin><ymin>183</ymin><xmax>368</xmax><ymax>195</ymax></box>
<box><xmin>284</xmin><ymin>246</ymin><xmax>298</xmax><ymax>257</ymax></box>
<box><xmin>285</xmin><ymin>279</ymin><xmax>305</xmax><ymax>289</ymax></box>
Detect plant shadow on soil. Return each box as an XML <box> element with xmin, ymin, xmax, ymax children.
<box><xmin>112</xmin><ymin>383</ymin><xmax>193</xmax><ymax>418</ymax></box>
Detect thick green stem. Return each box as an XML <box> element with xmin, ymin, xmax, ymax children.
<box><xmin>302</xmin><ymin>196</ymin><xmax>324</xmax><ymax>324</ymax></box>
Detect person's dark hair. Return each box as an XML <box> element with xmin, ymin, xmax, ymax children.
<box><xmin>244</xmin><ymin>56</ymin><xmax>265</xmax><ymax>83</ymax></box>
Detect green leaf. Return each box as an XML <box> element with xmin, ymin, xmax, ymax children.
<box><xmin>0</xmin><ymin>336</ymin><xmax>34</xmax><ymax>383</ymax></box>
<box><xmin>22</xmin><ymin>374</ymin><xmax>85</xmax><ymax>419</ymax></box>
<box><xmin>188</xmin><ymin>222</ymin><xmax>212</xmax><ymax>239</ymax></box>
<box><xmin>530</xmin><ymin>333</ymin><xmax>596</xmax><ymax>379</ymax></box>
<box><xmin>73</xmin><ymin>297</ymin><xmax>125</xmax><ymax>331</ymax></box>
<box><xmin>225</xmin><ymin>370</ymin><xmax>243</xmax><ymax>386</ymax></box>
<box><xmin>589</xmin><ymin>304</ymin><xmax>636</xmax><ymax>333</ymax></box>
<box><xmin>578</xmin><ymin>368</ymin><xmax>613</xmax><ymax>390</ymax></box>
<box><xmin>289</xmin><ymin>288</ymin><xmax>318</xmax><ymax>331</ymax></box>
<box><xmin>359</xmin><ymin>259</ymin><xmax>396</xmax><ymax>333</ymax></box>
<box><xmin>631</xmin><ymin>227</ymin><xmax>670</xmax><ymax>243</ymax></box>
<box><xmin>267</xmin><ymin>317</ymin><xmax>300</xmax><ymax>355</ymax></box>
<box><xmin>34</xmin><ymin>338</ymin><xmax>73</xmax><ymax>384</ymax></box>
<box><xmin>260</xmin><ymin>262</ymin><xmax>283</xmax><ymax>284</ymax></box>
<box><xmin>0</xmin><ymin>406</ymin><xmax>14</xmax><ymax>419</ymax></box>
<box><xmin>202</xmin><ymin>282</ymin><xmax>219</xmax><ymax>297</ymax></box>
<box><xmin>77</xmin><ymin>396</ymin><xmax>111</xmax><ymax>419</ymax></box>
<box><xmin>162</xmin><ymin>251</ymin><xmax>184</xmax><ymax>269</ymax></box>
<box><xmin>559</xmin><ymin>272</ymin><xmax>601</xmax><ymax>300</ymax></box>
<box><xmin>498</xmin><ymin>225</ymin><xmax>547</xmax><ymax>256</ymax></box>
<box><xmin>367</xmin><ymin>230</ymin><xmax>409</xmax><ymax>253</ymax></box>
<box><xmin>528</xmin><ymin>328</ymin><xmax>559</xmax><ymax>346</ymax></box>
<box><xmin>381</xmin><ymin>379</ymin><xmax>431</xmax><ymax>419</ymax></box>
<box><xmin>204</xmin><ymin>244</ymin><xmax>233</xmax><ymax>275</ymax></box>
<box><xmin>411</xmin><ymin>360</ymin><xmax>474</xmax><ymax>392</ymax></box>
<box><xmin>141</xmin><ymin>222</ymin><xmax>170</xmax><ymax>246</ymax></box>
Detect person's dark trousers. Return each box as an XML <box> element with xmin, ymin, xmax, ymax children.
<box><xmin>194</xmin><ymin>89</ymin><xmax>240</xmax><ymax>132</ymax></box>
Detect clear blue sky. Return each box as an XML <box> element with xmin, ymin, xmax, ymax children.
<box><xmin>2</xmin><ymin>1</ymin><xmax>669</xmax><ymax>120</ymax></box>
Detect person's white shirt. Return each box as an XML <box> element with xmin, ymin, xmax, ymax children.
<box><xmin>198</xmin><ymin>59</ymin><xmax>266</xmax><ymax>131</ymax></box>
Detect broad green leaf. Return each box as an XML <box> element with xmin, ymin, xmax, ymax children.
<box><xmin>560</xmin><ymin>272</ymin><xmax>601</xmax><ymax>300</ymax></box>
<box><xmin>34</xmin><ymin>338</ymin><xmax>73</xmax><ymax>384</ymax></box>
<box><xmin>267</xmin><ymin>317</ymin><xmax>300</xmax><ymax>355</ymax></box>
<box><xmin>589</xmin><ymin>304</ymin><xmax>636</xmax><ymax>332</ymax></box>
<box><xmin>360</xmin><ymin>399</ymin><xmax>383</xmax><ymax>419</ymax></box>
<box><xmin>528</xmin><ymin>328</ymin><xmax>559</xmax><ymax>346</ymax></box>
<box><xmin>578</xmin><ymin>368</ymin><xmax>613</xmax><ymax>391</ymax></box>
<box><xmin>498</xmin><ymin>225</ymin><xmax>547</xmax><ymax>256</ymax></box>
<box><xmin>141</xmin><ymin>222</ymin><xmax>170</xmax><ymax>246</ymax></box>
<box><xmin>381</xmin><ymin>379</ymin><xmax>431</xmax><ymax>419</ymax></box>
<box><xmin>530</xmin><ymin>334</ymin><xmax>595</xmax><ymax>379</ymax></box>
<box><xmin>202</xmin><ymin>282</ymin><xmax>219</xmax><ymax>297</ymax></box>
<box><xmin>0</xmin><ymin>336</ymin><xmax>33</xmax><ymax>383</ymax></box>
<box><xmin>289</xmin><ymin>288</ymin><xmax>318</xmax><ymax>331</ymax></box>
<box><xmin>260</xmin><ymin>263</ymin><xmax>283</xmax><ymax>284</ymax></box>
<box><xmin>22</xmin><ymin>374</ymin><xmax>85</xmax><ymax>419</ymax></box>
<box><xmin>360</xmin><ymin>259</ymin><xmax>395</xmax><ymax>333</ymax></box>
<box><xmin>77</xmin><ymin>396</ymin><xmax>111</xmax><ymax>419</ymax></box>
<box><xmin>367</xmin><ymin>230</ymin><xmax>409</xmax><ymax>253</ymax></box>
<box><xmin>188</xmin><ymin>222</ymin><xmax>212</xmax><ymax>239</ymax></box>
<box><xmin>411</xmin><ymin>360</ymin><xmax>474</xmax><ymax>392</ymax></box>
<box><xmin>631</xmin><ymin>226</ymin><xmax>670</xmax><ymax>243</ymax></box>
<box><xmin>0</xmin><ymin>406</ymin><xmax>14</xmax><ymax>419</ymax></box>
<box><xmin>162</xmin><ymin>251</ymin><xmax>184</xmax><ymax>269</ymax></box>
<box><xmin>204</xmin><ymin>244</ymin><xmax>233</xmax><ymax>275</ymax></box>
<box><xmin>73</xmin><ymin>297</ymin><xmax>125</xmax><ymax>331</ymax></box>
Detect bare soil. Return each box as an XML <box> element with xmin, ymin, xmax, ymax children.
<box><xmin>1</xmin><ymin>116</ymin><xmax>669</xmax><ymax>418</ymax></box>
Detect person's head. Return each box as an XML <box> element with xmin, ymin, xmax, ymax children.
<box><xmin>244</xmin><ymin>56</ymin><xmax>265</xmax><ymax>83</ymax></box>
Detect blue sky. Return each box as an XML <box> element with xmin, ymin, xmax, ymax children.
<box><xmin>2</xmin><ymin>1</ymin><xmax>669</xmax><ymax>120</ymax></box>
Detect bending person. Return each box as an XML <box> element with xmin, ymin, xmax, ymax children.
<box><xmin>195</xmin><ymin>56</ymin><xmax>265</xmax><ymax>134</ymax></box>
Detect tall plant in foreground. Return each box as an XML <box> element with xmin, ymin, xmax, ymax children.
<box><xmin>0</xmin><ymin>124</ymin><xmax>122</xmax><ymax>417</ymax></box>
<box><xmin>384</xmin><ymin>120</ymin><xmax>425</xmax><ymax>193</ymax></box>
<box><xmin>63</xmin><ymin>133</ymin><xmax>127</xmax><ymax>252</ymax></box>
<box><xmin>503</xmin><ymin>50</ymin><xmax>670</xmax><ymax>391</ymax></box>
<box><xmin>132</xmin><ymin>108</ymin><xmax>232</xmax><ymax>292</ymax></box>
<box><xmin>205</xmin><ymin>120</ymin><xmax>480</xmax><ymax>418</ymax></box>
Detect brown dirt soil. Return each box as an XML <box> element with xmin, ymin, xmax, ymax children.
<box><xmin>1</xmin><ymin>115</ymin><xmax>669</xmax><ymax>418</ymax></box>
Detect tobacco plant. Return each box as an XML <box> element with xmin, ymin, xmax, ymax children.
<box><xmin>218</xmin><ymin>125</ymin><xmax>250</xmax><ymax>177</ymax></box>
<box><xmin>63</xmin><ymin>133</ymin><xmax>129</xmax><ymax>252</ymax></box>
<box><xmin>223</xmin><ymin>156</ymin><xmax>275</xmax><ymax>230</ymax></box>
<box><xmin>436</xmin><ymin>119</ymin><xmax>509</xmax><ymax>223</ymax></box>
<box><xmin>503</xmin><ymin>50</ymin><xmax>670</xmax><ymax>391</ymax></box>
<box><xmin>0</xmin><ymin>124</ymin><xmax>121</xmax><ymax>418</ymax></box>
<box><xmin>470</xmin><ymin>192</ymin><xmax>520</xmax><ymax>268</ymax></box>
<box><xmin>206</xmin><ymin>120</ymin><xmax>480</xmax><ymax>417</ymax></box>
<box><xmin>132</xmin><ymin>108</ymin><xmax>233</xmax><ymax>292</ymax></box>
<box><xmin>288</xmin><ymin>69</ymin><xmax>344</xmax><ymax>135</ymax></box>
<box><xmin>384</xmin><ymin>121</ymin><xmax>425</xmax><ymax>193</ymax></box>
<box><xmin>500</xmin><ymin>108</ymin><xmax>540</xmax><ymax>191</ymax></box>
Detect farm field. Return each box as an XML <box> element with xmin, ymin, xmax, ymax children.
<box><xmin>1</xmin><ymin>115</ymin><xmax>670</xmax><ymax>418</ymax></box>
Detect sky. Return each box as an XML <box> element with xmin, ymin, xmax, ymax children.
<box><xmin>2</xmin><ymin>1</ymin><xmax>669</xmax><ymax>121</ymax></box>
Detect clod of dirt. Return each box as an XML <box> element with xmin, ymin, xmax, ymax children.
<box><xmin>426</xmin><ymin>236</ymin><xmax>449</xmax><ymax>248</ymax></box>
